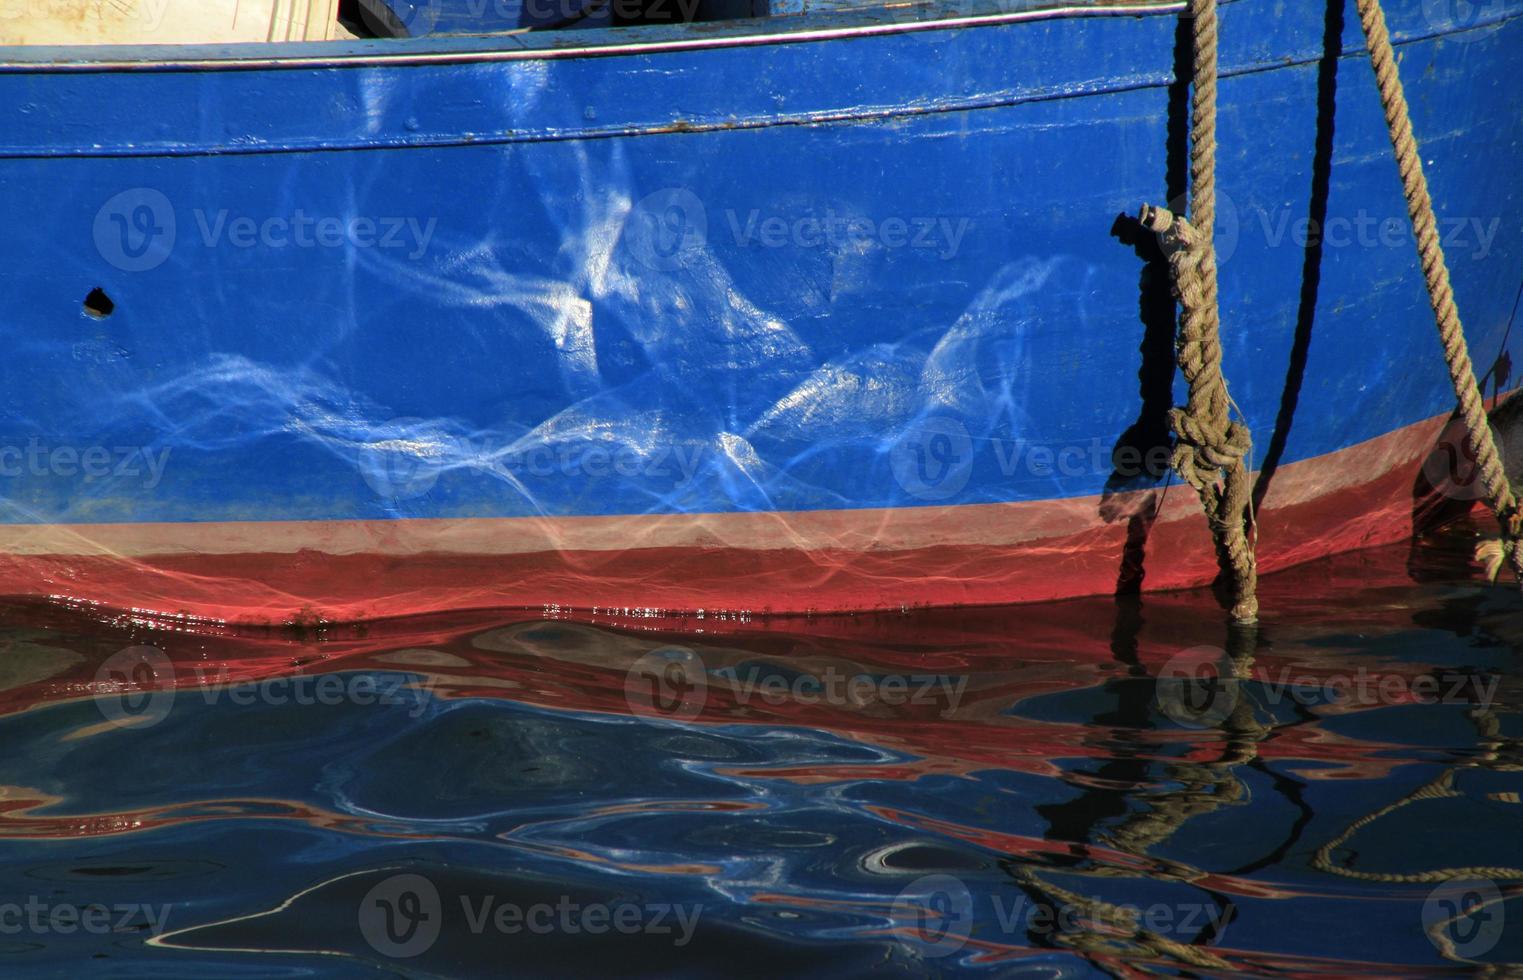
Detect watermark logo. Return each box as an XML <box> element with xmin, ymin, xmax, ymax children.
<box><xmin>892</xmin><ymin>874</ymin><xmax>974</xmax><ymax>958</ymax></box>
<box><xmin>1155</xmin><ymin>646</ymin><xmax>1498</xmax><ymax>729</ymax></box>
<box><xmin>890</xmin><ymin>428</ymin><xmax>1176</xmax><ymax>502</ymax></box>
<box><xmin>353</xmin><ymin>426</ymin><xmax>709</xmax><ymax>504</ymax></box>
<box><xmin>1423</xmin><ymin>878</ymin><xmax>1505</xmax><ymax>959</ymax></box>
<box><xmin>624</xmin><ymin>646</ymin><xmax>708</xmax><ymax>722</ymax></box>
<box><xmin>1155</xmin><ymin>646</ymin><xmax>1241</xmax><ymax>729</ymax></box>
<box><xmin>193</xmin><ymin>210</ymin><xmax>436</xmax><ymax>260</ymax></box>
<box><xmin>94</xmin><ymin>189</ymin><xmax>437</xmax><ymax>273</ymax></box>
<box><xmin>1147</xmin><ymin>190</ymin><xmax>1243</xmax><ymax>267</ymax></box>
<box><xmin>890</xmin><ymin>416</ymin><xmax>974</xmax><ymax>502</ymax></box>
<box><xmin>389</xmin><ymin>0</ymin><xmax>703</xmax><ymax>32</ymax></box>
<box><xmin>714</xmin><ymin>664</ymin><xmax>968</xmax><ymax>710</ymax></box>
<box><xmin>0</xmin><ymin>898</ymin><xmax>171</xmax><ymax>937</ymax></box>
<box><xmin>1423</xmin><ymin>416</ymin><xmax>1505</xmax><ymax>503</ymax></box>
<box><xmin>623</xmin><ymin>187</ymin><xmax>973</xmax><ymax>271</ymax></box>
<box><xmin>890</xmin><ymin>872</ymin><xmax>1230</xmax><ymax>958</ymax></box>
<box><xmin>624</xmin><ymin>188</ymin><xmax>708</xmax><ymax>272</ymax></box>
<box><xmin>357</xmin><ymin>420</ymin><xmax>457</xmax><ymax>502</ymax></box>
<box><xmin>385</xmin><ymin>0</ymin><xmax>442</xmax><ymax>34</ymax></box>
<box><xmin>95</xmin><ymin>648</ymin><xmax>433</xmax><ymax>731</ymax></box>
<box><xmin>360</xmin><ymin>874</ymin><xmax>442</xmax><ymax>959</ymax></box>
<box><xmin>358</xmin><ymin>873</ymin><xmax>703</xmax><ymax>959</ymax></box>
<box><xmin>622</xmin><ymin>646</ymin><xmax>968</xmax><ymax>723</ymax></box>
<box><xmin>726</xmin><ymin>209</ymin><xmax>971</xmax><ymax>261</ymax></box>
<box><xmin>94</xmin><ymin>188</ymin><xmax>176</xmax><ymax>273</ymax></box>
<box><xmin>192</xmin><ymin>668</ymin><xmax>434</xmax><ymax>720</ymax></box>
<box><xmin>0</xmin><ymin>441</ymin><xmax>170</xmax><ymax>489</ymax></box>
<box><xmin>93</xmin><ymin>645</ymin><xmax>176</xmax><ymax>730</ymax></box>
<box><xmin>1422</xmin><ymin>0</ymin><xmax>1507</xmax><ymax>36</ymax></box>
<box><xmin>1142</xmin><ymin>191</ymin><xmax>1497</xmax><ymax>266</ymax></box>
<box><xmin>519</xmin><ymin>0</ymin><xmax>700</xmax><ymax>22</ymax></box>
<box><xmin>1248</xmin><ymin>207</ymin><xmax>1498</xmax><ymax>260</ymax></box>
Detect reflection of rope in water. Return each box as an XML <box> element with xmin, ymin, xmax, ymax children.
<box><xmin>1002</xmin><ymin>627</ymin><xmax>1263</xmax><ymax>973</ymax></box>
<box><xmin>1311</xmin><ymin>770</ymin><xmax>1523</xmax><ymax>885</ymax></box>
<box><xmin>1310</xmin><ymin>706</ymin><xmax>1521</xmax><ymax>966</ymax></box>
<box><xmin>1005</xmin><ymin>864</ymin><xmax>1231</xmax><ymax>971</ymax></box>
<box><xmin>1312</xmin><ymin>707</ymin><xmax>1523</xmax><ymax>885</ymax></box>
<box><xmin>1105</xmin><ymin>631</ymin><xmax>1265</xmax><ymax>857</ymax></box>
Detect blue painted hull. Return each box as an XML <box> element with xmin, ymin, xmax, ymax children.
<box><xmin>0</xmin><ymin>0</ymin><xmax>1519</xmax><ymax>621</ymax></box>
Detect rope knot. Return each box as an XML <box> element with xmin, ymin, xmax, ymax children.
<box><xmin>1137</xmin><ymin>204</ymin><xmax>1202</xmax><ymax>260</ymax></box>
<box><xmin>1134</xmin><ymin>0</ymin><xmax>1258</xmax><ymax>626</ymax></box>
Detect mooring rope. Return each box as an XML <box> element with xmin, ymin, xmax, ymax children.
<box><xmin>1353</xmin><ymin>0</ymin><xmax>1523</xmax><ymax>585</ymax></box>
<box><xmin>1140</xmin><ymin>0</ymin><xmax>1259</xmax><ymax>625</ymax></box>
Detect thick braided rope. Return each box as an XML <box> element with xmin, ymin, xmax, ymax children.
<box><xmin>1187</xmin><ymin>0</ymin><xmax>1218</xmax><ymax>239</ymax></box>
<box><xmin>1138</xmin><ymin>0</ymin><xmax>1258</xmax><ymax>624</ymax></box>
<box><xmin>1354</xmin><ymin>0</ymin><xmax>1523</xmax><ymax>583</ymax></box>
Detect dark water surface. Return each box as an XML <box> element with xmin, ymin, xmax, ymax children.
<box><xmin>0</xmin><ymin>518</ymin><xmax>1520</xmax><ymax>977</ymax></box>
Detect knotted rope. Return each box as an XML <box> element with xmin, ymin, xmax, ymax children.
<box><xmin>1353</xmin><ymin>0</ymin><xmax>1523</xmax><ymax>585</ymax></box>
<box><xmin>1140</xmin><ymin>0</ymin><xmax>1259</xmax><ymax>624</ymax></box>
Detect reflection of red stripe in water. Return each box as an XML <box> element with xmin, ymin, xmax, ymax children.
<box><xmin>0</xmin><ymin>548</ymin><xmax>1468</xmax><ymax>848</ymax></box>
<box><xmin>0</xmin><ymin>412</ymin><xmax>1469</xmax><ymax>626</ymax></box>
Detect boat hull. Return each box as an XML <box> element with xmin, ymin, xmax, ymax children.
<box><xmin>2</xmin><ymin>1</ymin><xmax>1520</xmax><ymax>623</ymax></box>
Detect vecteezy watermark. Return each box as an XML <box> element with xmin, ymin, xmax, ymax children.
<box><xmin>188</xmin><ymin>667</ymin><xmax>434</xmax><ymax>720</ymax></box>
<box><xmin>1422</xmin><ymin>415</ymin><xmax>1512</xmax><ymax>503</ymax></box>
<box><xmin>889</xmin><ymin>417</ymin><xmax>974</xmax><ymax>502</ymax></box>
<box><xmin>623</xmin><ymin>646</ymin><xmax>969</xmax><ymax>723</ymax></box>
<box><xmin>93</xmin><ymin>646</ymin><xmax>177</xmax><ymax>730</ymax></box>
<box><xmin>0</xmin><ymin>440</ymin><xmax>170</xmax><ymax>489</ymax></box>
<box><xmin>1244</xmin><ymin>206</ymin><xmax>1500</xmax><ymax>261</ymax></box>
<box><xmin>1127</xmin><ymin>189</ymin><xmax>1497</xmax><ymax>268</ymax></box>
<box><xmin>891</xmin><ymin>874</ymin><xmax>1230</xmax><ymax>958</ymax></box>
<box><xmin>725</xmin><ymin>209</ymin><xmax>972</xmax><ymax>261</ymax></box>
<box><xmin>385</xmin><ymin>0</ymin><xmax>701</xmax><ymax>33</ymax></box>
<box><xmin>358</xmin><ymin>873</ymin><xmax>703</xmax><ymax>959</ymax></box>
<box><xmin>193</xmin><ymin>211</ymin><xmax>437</xmax><ymax>260</ymax></box>
<box><xmin>92</xmin><ymin>646</ymin><xmax>435</xmax><ymax>730</ymax></box>
<box><xmin>93</xmin><ymin>188</ymin><xmax>176</xmax><ymax>274</ymax></box>
<box><xmin>1154</xmin><ymin>645</ymin><xmax>1500</xmax><ymax>729</ymax></box>
<box><xmin>622</xmin><ymin>188</ymin><xmax>708</xmax><ymax>272</ymax></box>
<box><xmin>621</xmin><ymin>187</ymin><xmax>973</xmax><ymax>271</ymax></box>
<box><xmin>355</xmin><ymin>419</ymin><xmax>708</xmax><ymax>502</ymax></box>
<box><xmin>1421</xmin><ymin>0</ymin><xmax>1510</xmax><ymax>37</ymax></box>
<box><xmin>624</xmin><ymin>647</ymin><xmax>710</xmax><ymax>723</ymax></box>
<box><xmin>892</xmin><ymin>875</ymin><xmax>974</xmax><ymax>958</ymax></box>
<box><xmin>518</xmin><ymin>0</ymin><xmax>701</xmax><ymax>22</ymax></box>
<box><xmin>0</xmin><ymin>897</ymin><xmax>171</xmax><ymax>938</ymax></box>
<box><xmin>94</xmin><ymin>189</ymin><xmax>438</xmax><ymax>273</ymax></box>
<box><xmin>889</xmin><ymin>416</ymin><xmax>1175</xmax><ymax>502</ymax></box>
<box><xmin>356</xmin><ymin>419</ymin><xmax>458</xmax><ymax>502</ymax></box>
<box><xmin>1423</xmin><ymin>878</ymin><xmax>1505</xmax><ymax>960</ymax></box>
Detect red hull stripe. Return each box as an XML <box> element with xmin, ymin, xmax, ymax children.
<box><xmin>0</xmin><ymin>413</ymin><xmax>1458</xmax><ymax>624</ymax></box>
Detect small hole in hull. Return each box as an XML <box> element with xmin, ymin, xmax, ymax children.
<box><xmin>84</xmin><ymin>288</ymin><xmax>115</xmax><ymax>319</ymax></box>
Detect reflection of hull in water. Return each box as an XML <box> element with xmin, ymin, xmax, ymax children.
<box><xmin>0</xmin><ymin>532</ymin><xmax>1514</xmax><ymax>976</ymax></box>
<box><xmin>5</xmin><ymin>530</ymin><xmax>1515</xmax><ymax>840</ymax></box>
<box><xmin>4</xmin><ymin>1</ymin><xmax>1522</xmax><ymax>624</ymax></box>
